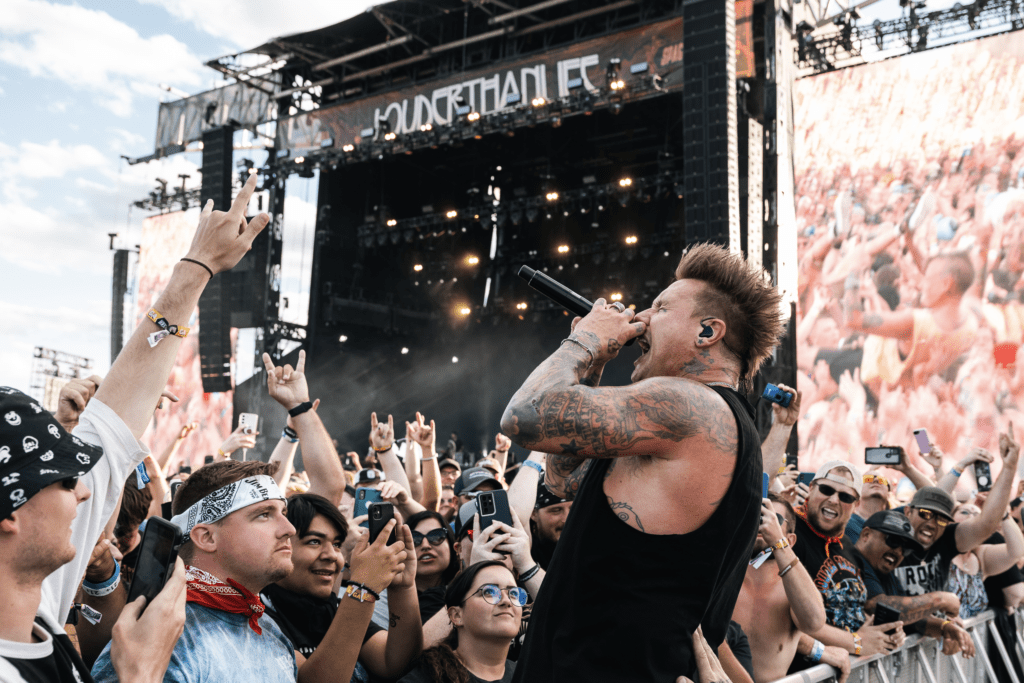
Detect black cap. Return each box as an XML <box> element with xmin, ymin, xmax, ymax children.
<box><xmin>438</xmin><ymin>458</ymin><xmax>461</xmax><ymax>473</ymax></box>
<box><xmin>910</xmin><ymin>486</ymin><xmax>955</xmax><ymax>520</ymax></box>
<box><xmin>454</xmin><ymin>500</ymin><xmax>478</xmax><ymax>539</ymax></box>
<box><xmin>535</xmin><ymin>480</ymin><xmax>569</xmax><ymax>510</ymax></box>
<box><xmin>864</xmin><ymin>510</ymin><xmax>924</xmax><ymax>553</ymax></box>
<box><xmin>356</xmin><ymin>468</ymin><xmax>385</xmax><ymax>486</ymax></box>
<box><xmin>454</xmin><ymin>467</ymin><xmax>499</xmax><ymax>496</ymax></box>
<box><xmin>0</xmin><ymin>387</ymin><xmax>103</xmax><ymax>519</ymax></box>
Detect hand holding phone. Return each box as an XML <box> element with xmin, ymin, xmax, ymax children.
<box><xmin>354</xmin><ymin>488</ymin><xmax>383</xmax><ymax>526</ymax></box>
<box><xmin>974</xmin><ymin>460</ymin><xmax>993</xmax><ymax>492</ymax></box>
<box><xmin>126</xmin><ymin>518</ymin><xmax>183</xmax><ymax>614</ymax></box>
<box><xmin>367</xmin><ymin>502</ymin><xmax>397</xmax><ymax>545</ymax></box>
<box><xmin>913</xmin><ymin>429</ymin><xmax>931</xmax><ymax>454</ymax></box>
<box><xmin>762</xmin><ymin>383</ymin><xmax>793</xmax><ymax>408</ymax></box>
<box><xmin>477</xmin><ymin>489</ymin><xmax>513</xmax><ymax>531</ymax></box>
<box><xmin>865</xmin><ymin>446</ymin><xmax>902</xmax><ymax>466</ymax></box>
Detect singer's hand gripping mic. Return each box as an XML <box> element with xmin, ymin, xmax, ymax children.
<box><xmin>517</xmin><ymin>265</ymin><xmax>637</xmax><ymax>346</ymax></box>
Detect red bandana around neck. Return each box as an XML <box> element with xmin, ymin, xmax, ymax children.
<box><xmin>795</xmin><ymin>507</ymin><xmax>844</xmax><ymax>557</ymax></box>
<box><xmin>185</xmin><ymin>565</ymin><xmax>266</xmax><ymax>634</ymax></box>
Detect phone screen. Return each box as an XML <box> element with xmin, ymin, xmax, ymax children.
<box><xmin>797</xmin><ymin>472</ymin><xmax>815</xmax><ymax>488</ymax></box>
<box><xmin>974</xmin><ymin>461</ymin><xmax>993</xmax><ymax>492</ymax></box>
<box><xmin>762</xmin><ymin>472</ymin><xmax>770</xmax><ymax>499</ymax></box>
<box><xmin>913</xmin><ymin>429</ymin><xmax>930</xmax><ymax>454</ymax></box>
<box><xmin>865</xmin><ymin>447</ymin><xmax>901</xmax><ymax>465</ymax></box>
<box><xmin>354</xmin><ymin>488</ymin><xmax>382</xmax><ymax>526</ymax></box>
<box><xmin>126</xmin><ymin>518</ymin><xmax>181</xmax><ymax>611</ymax></box>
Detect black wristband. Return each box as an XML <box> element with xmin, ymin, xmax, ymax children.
<box><xmin>342</xmin><ymin>580</ymin><xmax>380</xmax><ymax>600</ymax></box>
<box><xmin>288</xmin><ymin>401</ymin><xmax>314</xmax><ymax>418</ymax></box>
<box><xmin>180</xmin><ymin>258</ymin><xmax>214</xmax><ymax>279</ymax></box>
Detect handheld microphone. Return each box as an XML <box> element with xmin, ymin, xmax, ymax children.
<box><xmin>517</xmin><ymin>266</ymin><xmax>636</xmax><ymax>346</ymax></box>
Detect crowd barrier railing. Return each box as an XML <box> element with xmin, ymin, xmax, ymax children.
<box><xmin>769</xmin><ymin>610</ymin><xmax>1024</xmax><ymax>683</ymax></box>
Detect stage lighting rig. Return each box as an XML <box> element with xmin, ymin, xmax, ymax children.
<box><xmin>606</xmin><ymin>58</ymin><xmax>625</xmax><ymax>90</ymax></box>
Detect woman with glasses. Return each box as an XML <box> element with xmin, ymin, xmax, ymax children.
<box><xmin>947</xmin><ymin>502</ymin><xmax>1024</xmax><ymax>618</ymax></box>
<box><xmin>400</xmin><ymin>560</ymin><xmax>524</xmax><ymax>683</ymax></box>
<box><xmin>407</xmin><ymin>511</ymin><xmax>460</xmax><ymax>623</ymax></box>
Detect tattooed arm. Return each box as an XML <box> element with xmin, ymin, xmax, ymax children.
<box><xmin>867</xmin><ymin>591</ymin><xmax>960</xmax><ymax>622</ymax></box>
<box><xmin>841</xmin><ymin>277</ymin><xmax>914</xmax><ymax>338</ymax></box>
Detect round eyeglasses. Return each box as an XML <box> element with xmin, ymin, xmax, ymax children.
<box><xmin>465</xmin><ymin>584</ymin><xmax>528</xmax><ymax>607</ymax></box>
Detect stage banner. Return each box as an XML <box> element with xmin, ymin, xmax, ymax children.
<box><xmin>155</xmin><ymin>82</ymin><xmax>273</xmax><ymax>156</ymax></box>
<box><xmin>279</xmin><ymin>16</ymin><xmax>689</xmax><ymax>151</ymax></box>
<box><xmin>137</xmin><ymin>210</ymin><xmax>235</xmax><ymax>470</ymax></box>
<box><xmin>793</xmin><ymin>31</ymin><xmax>1024</xmax><ymax>486</ymax></box>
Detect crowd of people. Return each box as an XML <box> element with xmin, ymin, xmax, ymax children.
<box><xmin>4</xmin><ymin>173</ymin><xmax>1024</xmax><ymax>683</ymax></box>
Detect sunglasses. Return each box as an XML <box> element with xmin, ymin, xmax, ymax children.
<box><xmin>815</xmin><ymin>483</ymin><xmax>857</xmax><ymax>504</ymax></box>
<box><xmin>61</xmin><ymin>476</ymin><xmax>79</xmax><ymax>490</ymax></box>
<box><xmin>913</xmin><ymin>508</ymin><xmax>951</xmax><ymax>527</ymax></box>
<box><xmin>882</xmin><ymin>533</ymin><xmax>913</xmax><ymax>550</ymax></box>
<box><xmin>775</xmin><ymin>513</ymin><xmax>786</xmax><ymax>528</ymax></box>
<box><xmin>412</xmin><ymin>529</ymin><xmax>448</xmax><ymax>547</ymax></box>
<box><xmin>863</xmin><ymin>474</ymin><xmax>890</xmax><ymax>489</ymax></box>
<box><xmin>465</xmin><ymin>584</ymin><xmax>528</xmax><ymax>607</ymax></box>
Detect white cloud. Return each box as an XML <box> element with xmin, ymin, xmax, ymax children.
<box><xmin>0</xmin><ymin>139</ymin><xmax>107</xmax><ymax>181</ymax></box>
<box><xmin>138</xmin><ymin>0</ymin><xmax>372</xmax><ymax>50</ymax></box>
<box><xmin>0</xmin><ymin>0</ymin><xmax>205</xmax><ymax>116</ymax></box>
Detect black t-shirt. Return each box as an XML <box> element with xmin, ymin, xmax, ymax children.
<box><xmin>792</xmin><ymin>514</ymin><xmax>848</xmax><ymax>580</ymax></box>
<box><xmin>891</xmin><ymin>523</ymin><xmax>961</xmax><ymax>596</ymax></box>
<box><xmin>0</xmin><ymin>618</ymin><xmax>93</xmax><ymax>683</ymax></box>
<box><xmin>261</xmin><ymin>584</ymin><xmax>383</xmax><ymax>658</ymax></box>
<box><xmin>398</xmin><ymin>659</ymin><xmax>516</xmax><ymax>683</ymax></box>
<box><xmin>725</xmin><ymin>622</ymin><xmax>754</xmax><ymax>681</ymax></box>
<box><xmin>418</xmin><ymin>587</ymin><xmax>446</xmax><ymax>625</ymax></box>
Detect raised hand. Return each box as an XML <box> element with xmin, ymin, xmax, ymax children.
<box><xmin>569</xmin><ymin>297</ymin><xmax>646</xmax><ymax>365</ymax></box>
<box><xmin>469</xmin><ymin>514</ymin><xmax>512</xmax><ymax>566</ymax></box>
<box><xmin>495</xmin><ymin>433</ymin><xmax>512</xmax><ymax>452</ymax></box>
<box><xmin>370</xmin><ymin>412</ymin><xmax>395</xmax><ymax>451</ymax></box>
<box><xmin>86</xmin><ymin>535</ymin><xmax>123</xmax><ymax>583</ymax></box>
<box><xmin>179</xmin><ymin>422</ymin><xmax>200</xmax><ymax>440</ymax></box>
<box><xmin>348</xmin><ymin>519</ymin><xmax>407</xmax><ymax>595</ymax></box>
<box><xmin>1000</xmin><ymin>422</ymin><xmax>1019</xmax><ymax>467</ymax></box>
<box><xmin>758</xmin><ymin>499</ymin><xmax>786</xmax><ymax>546</ymax></box>
<box><xmin>183</xmin><ymin>172</ymin><xmax>270</xmax><ymax>275</ymax></box>
<box><xmin>262</xmin><ymin>349</ymin><xmax>310</xmax><ymax>411</ymax></box>
<box><xmin>55</xmin><ymin>375</ymin><xmax>103</xmax><ymax>431</ymax></box>
<box><xmin>406</xmin><ymin>412</ymin><xmax>436</xmax><ymax>453</ymax></box>
<box><xmin>380</xmin><ymin>480</ymin><xmax>411</xmax><ymax>507</ymax></box>
<box><xmin>219</xmin><ymin>425</ymin><xmax>257</xmax><ymax>457</ymax></box>
<box><xmin>492</xmin><ymin>508</ymin><xmax>533</xmax><ymax>573</ymax></box>
<box><xmin>286</xmin><ymin>398</ymin><xmax>319</xmax><ymax>430</ymax></box>
<box><xmin>389</xmin><ymin>524</ymin><xmax>418</xmax><ymax>590</ymax></box>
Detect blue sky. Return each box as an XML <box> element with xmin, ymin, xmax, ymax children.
<box><xmin>0</xmin><ymin>0</ymin><xmax>370</xmax><ymax>389</ymax></box>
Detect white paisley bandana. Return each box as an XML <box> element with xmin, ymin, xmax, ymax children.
<box><xmin>170</xmin><ymin>475</ymin><xmax>285</xmax><ymax>539</ymax></box>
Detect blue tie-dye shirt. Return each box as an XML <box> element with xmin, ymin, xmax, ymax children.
<box><xmin>91</xmin><ymin>602</ymin><xmax>297</xmax><ymax>683</ymax></box>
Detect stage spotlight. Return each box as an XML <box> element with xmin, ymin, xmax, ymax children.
<box><xmin>467</xmin><ymin>112</ymin><xmax>481</xmax><ymax>122</ymax></box>
<box><xmin>452</xmin><ymin>356</ymin><xmax>459</xmax><ymax>363</ymax></box>
<box><xmin>338</xmin><ymin>335</ymin><xmax>348</xmax><ymax>342</ymax></box>
<box><xmin>342</xmin><ymin>144</ymin><xmax>355</xmax><ymax>152</ymax></box>
<box><xmin>546</xmin><ymin>191</ymin><xmax>559</xmax><ymax>201</ymax></box>
<box><xmin>610</xmin><ymin>293</ymin><xmax>623</xmax><ymax>301</ymax></box>
<box><xmin>531</xmin><ymin>97</ymin><xmax>546</xmax><ymax>107</ymax></box>
<box><xmin>625</xmin><ymin>235</ymin><xmax>638</xmax><ymax>244</ymax></box>
<box><xmin>384</xmin><ymin>132</ymin><xmax>397</xmax><ymax>141</ymax></box>
<box><xmin>387</xmin><ymin>219</ymin><xmax>397</xmax><ymax>227</ymax></box>
<box><xmin>420</xmin><ymin>123</ymin><xmax>433</xmax><ymax>132</ymax></box>
<box><xmin>295</xmin><ymin>156</ymin><xmax>305</xmax><ymax>164</ymax></box>
<box><xmin>606</xmin><ymin>58</ymin><xmax>622</xmax><ymax>87</ymax></box>
<box><xmin>413</xmin><ymin>264</ymin><xmax>423</xmax><ymax>272</ymax></box>
<box><xmin>516</xmin><ymin>302</ymin><xmax>528</xmax><ymax>310</ymax></box>
<box><xmin>619</xmin><ymin>177</ymin><xmax>633</xmax><ymax>187</ymax></box>
<box><xmin>401</xmin><ymin>347</ymin><xmax>409</xmax><ymax>355</ymax></box>
<box><xmin>467</xmin><ymin>256</ymin><xmax>480</xmax><ymax>265</ymax></box>
<box><xmin>458</xmin><ymin>307</ymin><xmax>471</xmax><ymax>316</ymax></box>
<box><xmin>446</xmin><ymin>210</ymin><xmax>458</xmax><ymax>219</ymax></box>
<box><xmin>557</xmin><ymin>245</ymin><xmax>570</xmax><ymax>254</ymax></box>
<box><xmin>375</xmin><ymin>117</ymin><xmax>392</xmax><ymax>141</ymax></box>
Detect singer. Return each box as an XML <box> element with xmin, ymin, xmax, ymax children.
<box><xmin>501</xmin><ymin>243</ymin><xmax>786</xmax><ymax>683</ymax></box>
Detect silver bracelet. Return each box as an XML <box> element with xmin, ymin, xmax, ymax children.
<box><xmin>560</xmin><ymin>337</ymin><xmax>595</xmax><ymax>368</ymax></box>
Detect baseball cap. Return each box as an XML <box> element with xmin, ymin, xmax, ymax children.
<box><xmin>535</xmin><ymin>480</ymin><xmax>569</xmax><ymax>510</ymax></box>
<box><xmin>812</xmin><ymin>460</ymin><xmax>862</xmax><ymax>496</ymax></box>
<box><xmin>0</xmin><ymin>387</ymin><xmax>103</xmax><ymax>519</ymax></box>
<box><xmin>476</xmin><ymin>457</ymin><xmax>501</xmax><ymax>477</ymax></box>
<box><xmin>438</xmin><ymin>458</ymin><xmax>461</xmax><ymax>472</ymax></box>
<box><xmin>356</xmin><ymin>468</ymin><xmax>386</xmax><ymax>486</ymax></box>
<box><xmin>909</xmin><ymin>486</ymin><xmax>955</xmax><ymax>520</ymax></box>
<box><xmin>454</xmin><ymin>467</ymin><xmax>500</xmax><ymax>496</ymax></box>
<box><xmin>454</xmin><ymin>500</ymin><xmax>478</xmax><ymax>539</ymax></box>
<box><xmin>864</xmin><ymin>510</ymin><xmax>924</xmax><ymax>553</ymax></box>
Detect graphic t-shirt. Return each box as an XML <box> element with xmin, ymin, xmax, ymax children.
<box><xmin>0</xmin><ymin>619</ymin><xmax>92</xmax><ymax>683</ymax></box>
<box><xmin>792</xmin><ymin>515</ymin><xmax>848</xmax><ymax>580</ymax></box>
<box><xmin>815</xmin><ymin>551</ymin><xmax>868</xmax><ymax>630</ymax></box>
<box><xmin>891</xmin><ymin>524</ymin><xmax>961</xmax><ymax>596</ymax></box>
<box><xmin>91</xmin><ymin>603</ymin><xmax>298</xmax><ymax>683</ymax></box>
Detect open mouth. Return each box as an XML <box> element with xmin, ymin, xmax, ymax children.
<box><xmin>882</xmin><ymin>552</ymin><xmax>899</xmax><ymax>565</ymax></box>
<box><xmin>419</xmin><ymin>552</ymin><xmax>437</xmax><ymax>563</ymax></box>
<box><xmin>917</xmin><ymin>528</ymin><xmax>934</xmax><ymax>542</ymax></box>
<box><xmin>637</xmin><ymin>338</ymin><xmax>650</xmax><ymax>354</ymax></box>
<box><xmin>820</xmin><ymin>507</ymin><xmax>839</xmax><ymax>521</ymax></box>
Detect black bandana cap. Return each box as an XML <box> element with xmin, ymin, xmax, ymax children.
<box><xmin>0</xmin><ymin>387</ymin><xmax>103</xmax><ymax>519</ymax></box>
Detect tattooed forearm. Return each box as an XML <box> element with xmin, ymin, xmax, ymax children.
<box><xmin>389</xmin><ymin>613</ymin><xmax>401</xmax><ymax>628</ymax></box>
<box><xmin>872</xmin><ymin>595</ymin><xmax>943</xmax><ymax>624</ymax></box>
<box><xmin>607</xmin><ymin>495</ymin><xmax>644</xmax><ymax>532</ymax></box>
<box><xmin>545</xmin><ymin>456</ymin><xmax>590</xmax><ymax>499</ymax></box>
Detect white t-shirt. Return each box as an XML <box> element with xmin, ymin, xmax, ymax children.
<box><xmin>0</xmin><ymin>399</ymin><xmax>148</xmax><ymax>682</ymax></box>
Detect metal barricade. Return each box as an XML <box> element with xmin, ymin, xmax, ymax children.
<box><xmin>769</xmin><ymin>610</ymin><xmax>1023</xmax><ymax>683</ymax></box>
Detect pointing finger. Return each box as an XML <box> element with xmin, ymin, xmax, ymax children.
<box><xmin>262</xmin><ymin>353</ymin><xmax>276</xmax><ymax>374</ymax></box>
<box><xmin>230</xmin><ymin>171</ymin><xmax>259</xmax><ymax>218</ymax></box>
<box><xmin>296</xmin><ymin>349</ymin><xmax>306</xmax><ymax>375</ymax></box>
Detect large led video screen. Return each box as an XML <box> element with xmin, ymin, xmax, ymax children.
<box><xmin>794</xmin><ymin>31</ymin><xmax>1024</xmax><ymax>484</ymax></box>
<box><xmin>136</xmin><ymin>210</ymin><xmax>234</xmax><ymax>469</ymax></box>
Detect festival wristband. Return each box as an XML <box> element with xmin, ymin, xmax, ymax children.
<box><xmin>146</xmin><ymin>308</ymin><xmax>190</xmax><ymax>347</ymax></box>
<box><xmin>809</xmin><ymin>639</ymin><xmax>825</xmax><ymax>662</ymax></box>
<box><xmin>373</xmin><ymin>443</ymin><xmax>394</xmax><ymax>453</ymax></box>
<box><xmin>778</xmin><ymin>558</ymin><xmax>800</xmax><ymax>577</ymax></box>
<box><xmin>287</xmin><ymin>401</ymin><xmax>314</xmax><ymax>418</ymax></box>
<box><xmin>851</xmin><ymin>632</ymin><xmax>863</xmax><ymax>656</ymax></box>
<box><xmin>523</xmin><ymin>460</ymin><xmax>544</xmax><ymax>476</ymax></box>
<box><xmin>82</xmin><ymin>559</ymin><xmax>121</xmax><ymax>597</ymax></box>
<box><xmin>519</xmin><ymin>564</ymin><xmax>541</xmax><ymax>583</ymax></box>
<box><xmin>950</xmin><ymin>467</ymin><xmax>962</xmax><ymax>477</ymax></box>
<box><xmin>282</xmin><ymin>426</ymin><xmax>299</xmax><ymax>443</ymax></box>
<box><xmin>343</xmin><ymin>582</ymin><xmax>379</xmax><ymax>603</ymax></box>
<box><xmin>772</xmin><ymin>537</ymin><xmax>791</xmax><ymax>552</ymax></box>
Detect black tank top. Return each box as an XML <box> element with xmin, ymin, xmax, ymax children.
<box><xmin>511</xmin><ymin>386</ymin><xmax>763</xmax><ymax>683</ymax></box>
